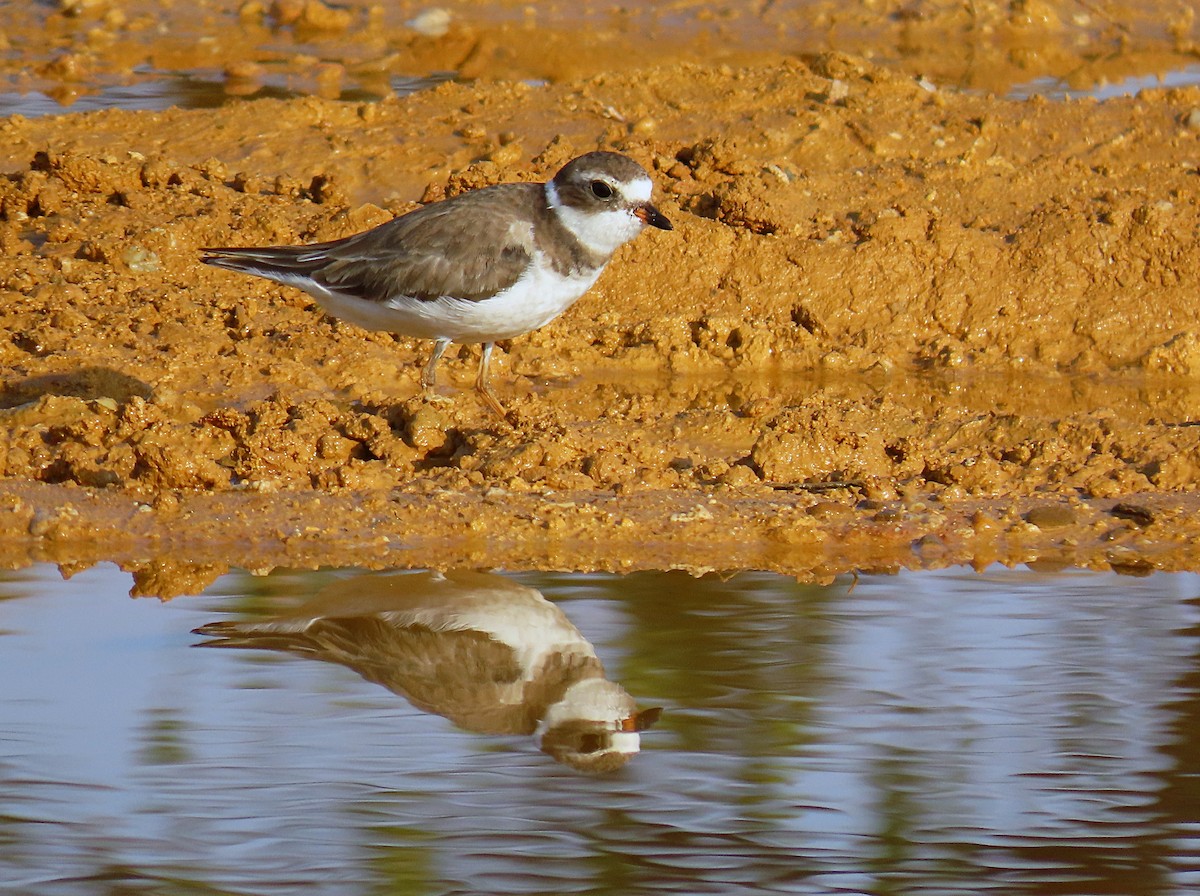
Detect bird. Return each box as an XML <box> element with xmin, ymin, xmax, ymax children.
<box><xmin>200</xmin><ymin>151</ymin><xmax>672</xmax><ymax>418</ymax></box>
<box><xmin>193</xmin><ymin>569</ymin><xmax>662</xmax><ymax>772</ymax></box>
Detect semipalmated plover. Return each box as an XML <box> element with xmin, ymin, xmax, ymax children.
<box><xmin>201</xmin><ymin>151</ymin><xmax>672</xmax><ymax>417</ymax></box>
<box><xmin>194</xmin><ymin>569</ymin><xmax>661</xmax><ymax>772</ymax></box>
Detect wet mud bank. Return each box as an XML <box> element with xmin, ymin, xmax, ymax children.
<box><xmin>3</xmin><ymin>2</ymin><xmax>1200</xmax><ymax>594</ymax></box>
<box><xmin>1</xmin><ymin>480</ymin><xmax>1199</xmax><ymax>598</ymax></box>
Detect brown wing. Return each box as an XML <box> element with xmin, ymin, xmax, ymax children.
<box><xmin>321</xmin><ymin>184</ymin><xmax>540</xmax><ymax>302</ymax></box>
<box><xmin>196</xmin><ymin>615</ymin><xmax>537</xmax><ymax>734</ymax></box>
<box><xmin>202</xmin><ymin>183</ymin><xmax>541</xmax><ymax>304</ymax></box>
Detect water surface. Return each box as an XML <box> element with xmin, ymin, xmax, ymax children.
<box><xmin>1009</xmin><ymin>64</ymin><xmax>1200</xmax><ymax>100</ymax></box>
<box><xmin>2</xmin><ymin>563</ymin><xmax>1199</xmax><ymax>894</ymax></box>
<box><xmin>0</xmin><ymin>71</ymin><xmax>452</xmax><ymax>118</ymax></box>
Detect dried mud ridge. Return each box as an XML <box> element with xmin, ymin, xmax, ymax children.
<box><xmin>5</xmin><ymin>44</ymin><xmax>1200</xmax><ymax>593</ymax></box>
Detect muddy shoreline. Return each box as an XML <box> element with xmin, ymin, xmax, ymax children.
<box><xmin>3</xmin><ymin>2</ymin><xmax>1200</xmax><ymax>595</ymax></box>
<box><xmin>0</xmin><ymin>480</ymin><xmax>1193</xmax><ymax>598</ymax></box>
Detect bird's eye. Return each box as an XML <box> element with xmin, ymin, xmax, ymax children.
<box><xmin>589</xmin><ymin>180</ymin><xmax>613</xmax><ymax>199</ymax></box>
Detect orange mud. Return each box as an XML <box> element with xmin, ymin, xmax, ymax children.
<box><xmin>4</xmin><ymin>0</ymin><xmax>1200</xmax><ymax>595</ymax></box>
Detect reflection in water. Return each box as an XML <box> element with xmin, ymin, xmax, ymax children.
<box><xmin>193</xmin><ymin>570</ymin><xmax>660</xmax><ymax>772</ymax></box>
<box><xmin>3</xmin><ymin>564</ymin><xmax>1200</xmax><ymax>894</ymax></box>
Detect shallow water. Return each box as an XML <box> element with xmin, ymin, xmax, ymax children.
<box><xmin>0</xmin><ymin>72</ymin><xmax>451</xmax><ymax>119</ymax></box>
<box><xmin>1008</xmin><ymin>64</ymin><xmax>1200</xmax><ymax>100</ymax></box>
<box><xmin>4</xmin><ymin>61</ymin><xmax>1199</xmax><ymax>119</ymax></box>
<box><xmin>3</xmin><ymin>563</ymin><xmax>1200</xmax><ymax>894</ymax></box>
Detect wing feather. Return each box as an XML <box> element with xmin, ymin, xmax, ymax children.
<box><xmin>202</xmin><ymin>183</ymin><xmax>541</xmax><ymax>303</ymax></box>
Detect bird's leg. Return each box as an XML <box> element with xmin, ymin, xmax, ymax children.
<box><xmin>475</xmin><ymin>342</ymin><xmax>509</xmax><ymax>419</ymax></box>
<box><xmin>420</xmin><ymin>338</ymin><xmax>454</xmax><ymax>405</ymax></box>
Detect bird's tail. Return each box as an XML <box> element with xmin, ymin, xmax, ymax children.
<box><xmin>199</xmin><ymin>244</ymin><xmax>331</xmax><ymax>281</ymax></box>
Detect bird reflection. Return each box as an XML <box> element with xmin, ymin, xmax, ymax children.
<box><xmin>193</xmin><ymin>570</ymin><xmax>660</xmax><ymax>772</ymax></box>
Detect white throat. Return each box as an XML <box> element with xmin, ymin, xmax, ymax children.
<box><xmin>545</xmin><ymin>181</ymin><xmax>647</xmax><ymax>258</ymax></box>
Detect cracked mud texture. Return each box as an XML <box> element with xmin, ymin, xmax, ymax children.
<box><xmin>3</xmin><ymin>0</ymin><xmax>1200</xmax><ymax>595</ymax></box>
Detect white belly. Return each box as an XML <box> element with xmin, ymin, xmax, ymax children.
<box><xmin>301</xmin><ymin>254</ymin><xmax>604</xmax><ymax>343</ymax></box>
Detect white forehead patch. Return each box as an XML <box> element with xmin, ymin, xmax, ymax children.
<box><xmin>623</xmin><ymin>176</ymin><xmax>653</xmax><ymax>203</ymax></box>
<box><xmin>609</xmin><ymin>730</ymin><xmax>641</xmax><ymax>754</ymax></box>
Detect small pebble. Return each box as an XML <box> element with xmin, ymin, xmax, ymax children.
<box><xmin>122</xmin><ymin>245</ymin><xmax>160</xmax><ymax>273</ymax></box>
<box><xmin>1024</xmin><ymin>504</ymin><xmax>1076</xmax><ymax>529</ymax></box>
<box><xmin>407</xmin><ymin>7</ymin><xmax>451</xmax><ymax>37</ymax></box>
<box><xmin>1110</xmin><ymin>502</ymin><xmax>1155</xmax><ymax>526</ymax></box>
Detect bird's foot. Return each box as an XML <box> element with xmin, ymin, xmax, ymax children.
<box><xmin>476</xmin><ymin>384</ymin><xmax>520</xmax><ymax>427</ymax></box>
